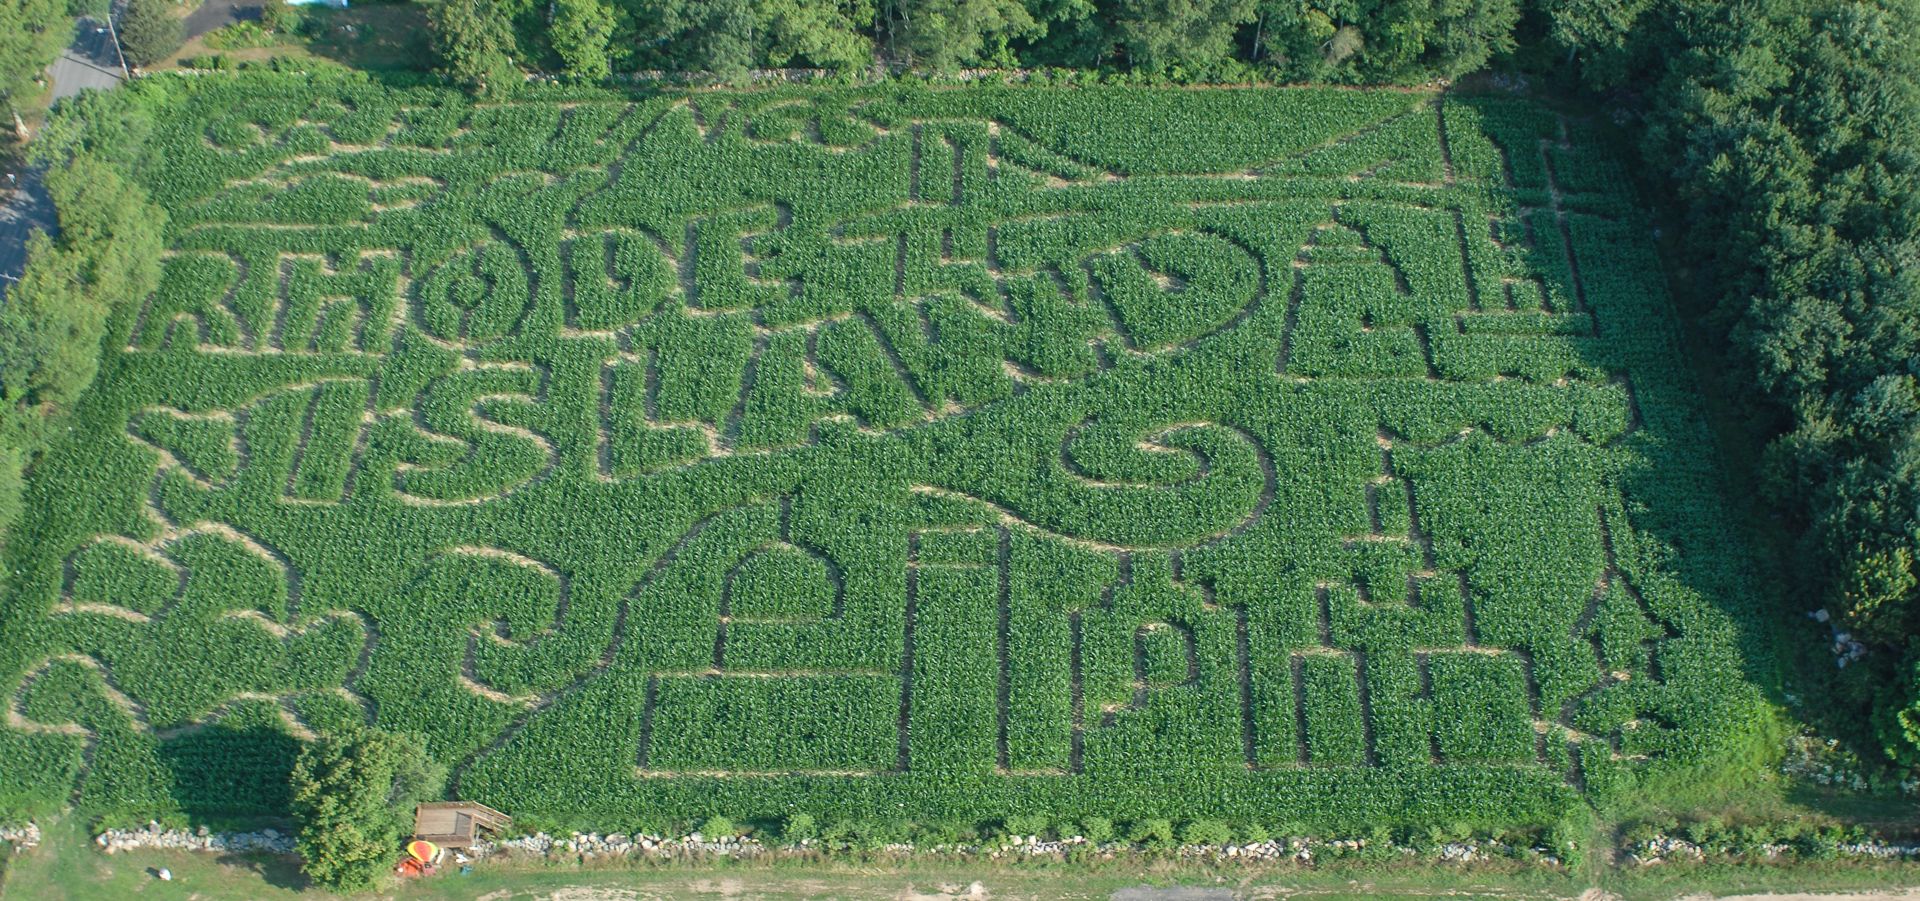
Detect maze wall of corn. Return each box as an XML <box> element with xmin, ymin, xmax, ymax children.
<box><xmin>0</xmin><ymin>81</ymin><xmax>1766</xmax><ymax>831</ymax></box>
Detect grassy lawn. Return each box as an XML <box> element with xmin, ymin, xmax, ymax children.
<box><xmin>0</xmin><ymin>815</ymin><xmax>1579</xmax><ymax>900</ymax></box>
<box><xmin>297</xmin><ymin>4</ymin><xmax>431</xmax><ymax>71</ymax></box>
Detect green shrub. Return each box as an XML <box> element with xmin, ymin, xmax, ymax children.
<box><xmin>1077</xmin><ymin>816</ymin><xmax>1115</xmax><ymax>842</ymax></box>
<box><xmin>914</xmin><ymin>818</ymin><xmax>973</xmax><ymax>844</ymax></box>
<box><xmin>204</xmin><ymin>21</ymin><xmax>277</xmax><ymax>51</ymax></box>
<box><xmin>258</xmin><ymin>0</ymin><xmax>302</xmax><ymax>33</ymax></box>
<box><xmin>1128</xmin><ymin>818</ymin><xmax>1176</xmax><ymax>848</ymax></box>
<box><xmin>1001</xmin><ymin>813</ymin><xmax>1049</xmax><ymax>838</ymax></box>
<box><xmin>181</xmin><ymin>53</ymin><xmax>234</xmax><ymax>70</ymax></box>
<box><xmin>1795</xmin><ymin>828</ymin><xmax>1842</xmax><ymax>861</ymax></box>
<box><xmin>781</xmin><ymin>812</ymin><xmax>816</xmax><ymax>842</ymax></box>
<box><xmin>1181</xmin><ymin>820</ymin><xmax>1232</xmax><ymax>845</ymax></box>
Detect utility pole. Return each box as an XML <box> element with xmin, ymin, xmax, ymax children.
<box><xmin>103</xmin><ymin>5</ymin><xmax>131</xmax><ymax>79</ymax></box>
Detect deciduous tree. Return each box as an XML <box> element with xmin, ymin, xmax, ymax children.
<box><xmin>888</xmin><ymin>0</ymin><xmax>1038</xmax><ymax>69</ymax></box>
<box><xmin>761</xmin><ymin>0</ymin><xmax>875</xmax><ymax>70</ymax></box>
<box><xmin>552</xmin><ymin>0</ymin><xmax>615</xmax><ymax>79</ymax></box>
<box><xmin>1647</xmin><ymin>0</ymin><xmax>1920</xmax><ymax>762</ymax></box>
<box><xmin>1535</xmin><ymin>0</ymin><xmax>1663</xmax><ymax>89</ymax></box>
<box><xmin>0</xmin><ymin>0</ymin><xmax>71</xmax><ymax>135</ymax></box>
<box><xmin>1253</xmin><ymin>0</ymin><xmax>1518</xmax><ymax>82</ymax></box>
<box><xmin>0</xmin><ymin>232</ymin><xmax>97</xmax><ymax>411</ymax></box>
<box><xmin>1110</xmin><ymin>0</ymin><xmax>1257</xmax><ymax>70</ymax></box>
<box><xmin>430</xmin><ymin>0</ymin><xmax>521</xmax><ymax>94</ymax></box>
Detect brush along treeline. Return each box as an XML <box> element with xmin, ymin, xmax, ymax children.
<box><xmin>0</xmin><ymin>75</ymin><xmax>1766</xmax><ymax>836</ymax></box>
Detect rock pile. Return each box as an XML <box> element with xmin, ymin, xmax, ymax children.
<box><xmin>93</xmin><ymin>822</ymin><xmax>295</xmax><ymax>855</ymax></box>
<box><xmin>0</xmin><ymin>822</ymin><xmax>41</xmax><ymax>849</ymax></box>
<box><xmin>481</xmin><ymin>831</ymin><xmax>771</xmax><ymax>860</ymax></box>
<box><xmin>1842</xmin><ymin>840</ymin><xmax>1920</xmax><ymax>859</ymax></box>
<box><xmin>469</xmin><ymin>832</ymin><xmax>1530</xmax><ymax>866</ymax></box>
<box><xmin>25</xmin><ymin>820</ymin><xmax>1915</xmax><ymax>869</ymax></box>
<box><xmin>1627</xmin><ymin>835</ymin><xmax>1920</xmax><ymax>866</ymax></box>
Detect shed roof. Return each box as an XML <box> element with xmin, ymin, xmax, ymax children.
<box><xmin>411</xmin><ymin>802</ymin><xmax>511</xmax><ymax>848</ymax></box>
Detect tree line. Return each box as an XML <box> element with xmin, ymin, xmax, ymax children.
<box><xmin>0</xmin><ymin>86</ymin><xmax>166</xmax><ymax>564</ymax></box>
<box><xmin>431</xmin><ymin>0</ymin><xmax>1534</xmax><ymax>85</ymax></box>
<box><xmin>1521</xmin><ymin>0</ymin><xmax>1919</xmax><ymax>773</ymax></box>
<box><xmin>1628</xmin><ymin>0</ymin><xmax>1920</xmax><ymax>768</ymax></box>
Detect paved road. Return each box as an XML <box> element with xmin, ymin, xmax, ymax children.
<box><xmin>48</xmin><ymin>19</ymin><xmax>124</xmax><ymax>101</ymax></box>
<box><xmin>0</xmin><ymin>169</ymin><xmax>54</xmax><ymax>290</ymax></box>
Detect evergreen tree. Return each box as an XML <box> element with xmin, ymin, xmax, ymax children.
<box><xmin>117</xmin><ymin>0</ymin><xmax>183</xmax><ymax>68</ymax></box>
<box><xmin>289</xmin><ymin>728</ymin><xmax>443</xmax><ymax>893</ymax></box>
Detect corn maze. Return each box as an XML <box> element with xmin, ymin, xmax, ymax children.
<box><xmin>0</xmin><ymin>81</ymin><xmax>1765</xmax><ymax>830</ymax></box>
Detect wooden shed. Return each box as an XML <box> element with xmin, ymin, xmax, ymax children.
<box><xmin>411</xmin><ymin>801</ymin><xmax>511</xmax><ymax>849</ymax></box>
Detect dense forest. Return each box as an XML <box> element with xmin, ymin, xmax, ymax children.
<box><xmin>429</xmin><ymin>0</ymin><xmax>1531</xmax><ymax>84</ymax></box>
<box><xmin>0</xmin><ymin>0</ymin><xmax>1915</xmax><ymax>779</ymax></box>
<box><xmin>1639</xmin><ymin>0</ymin><xmax>1920</xmax><ymax>770</ymax></box>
